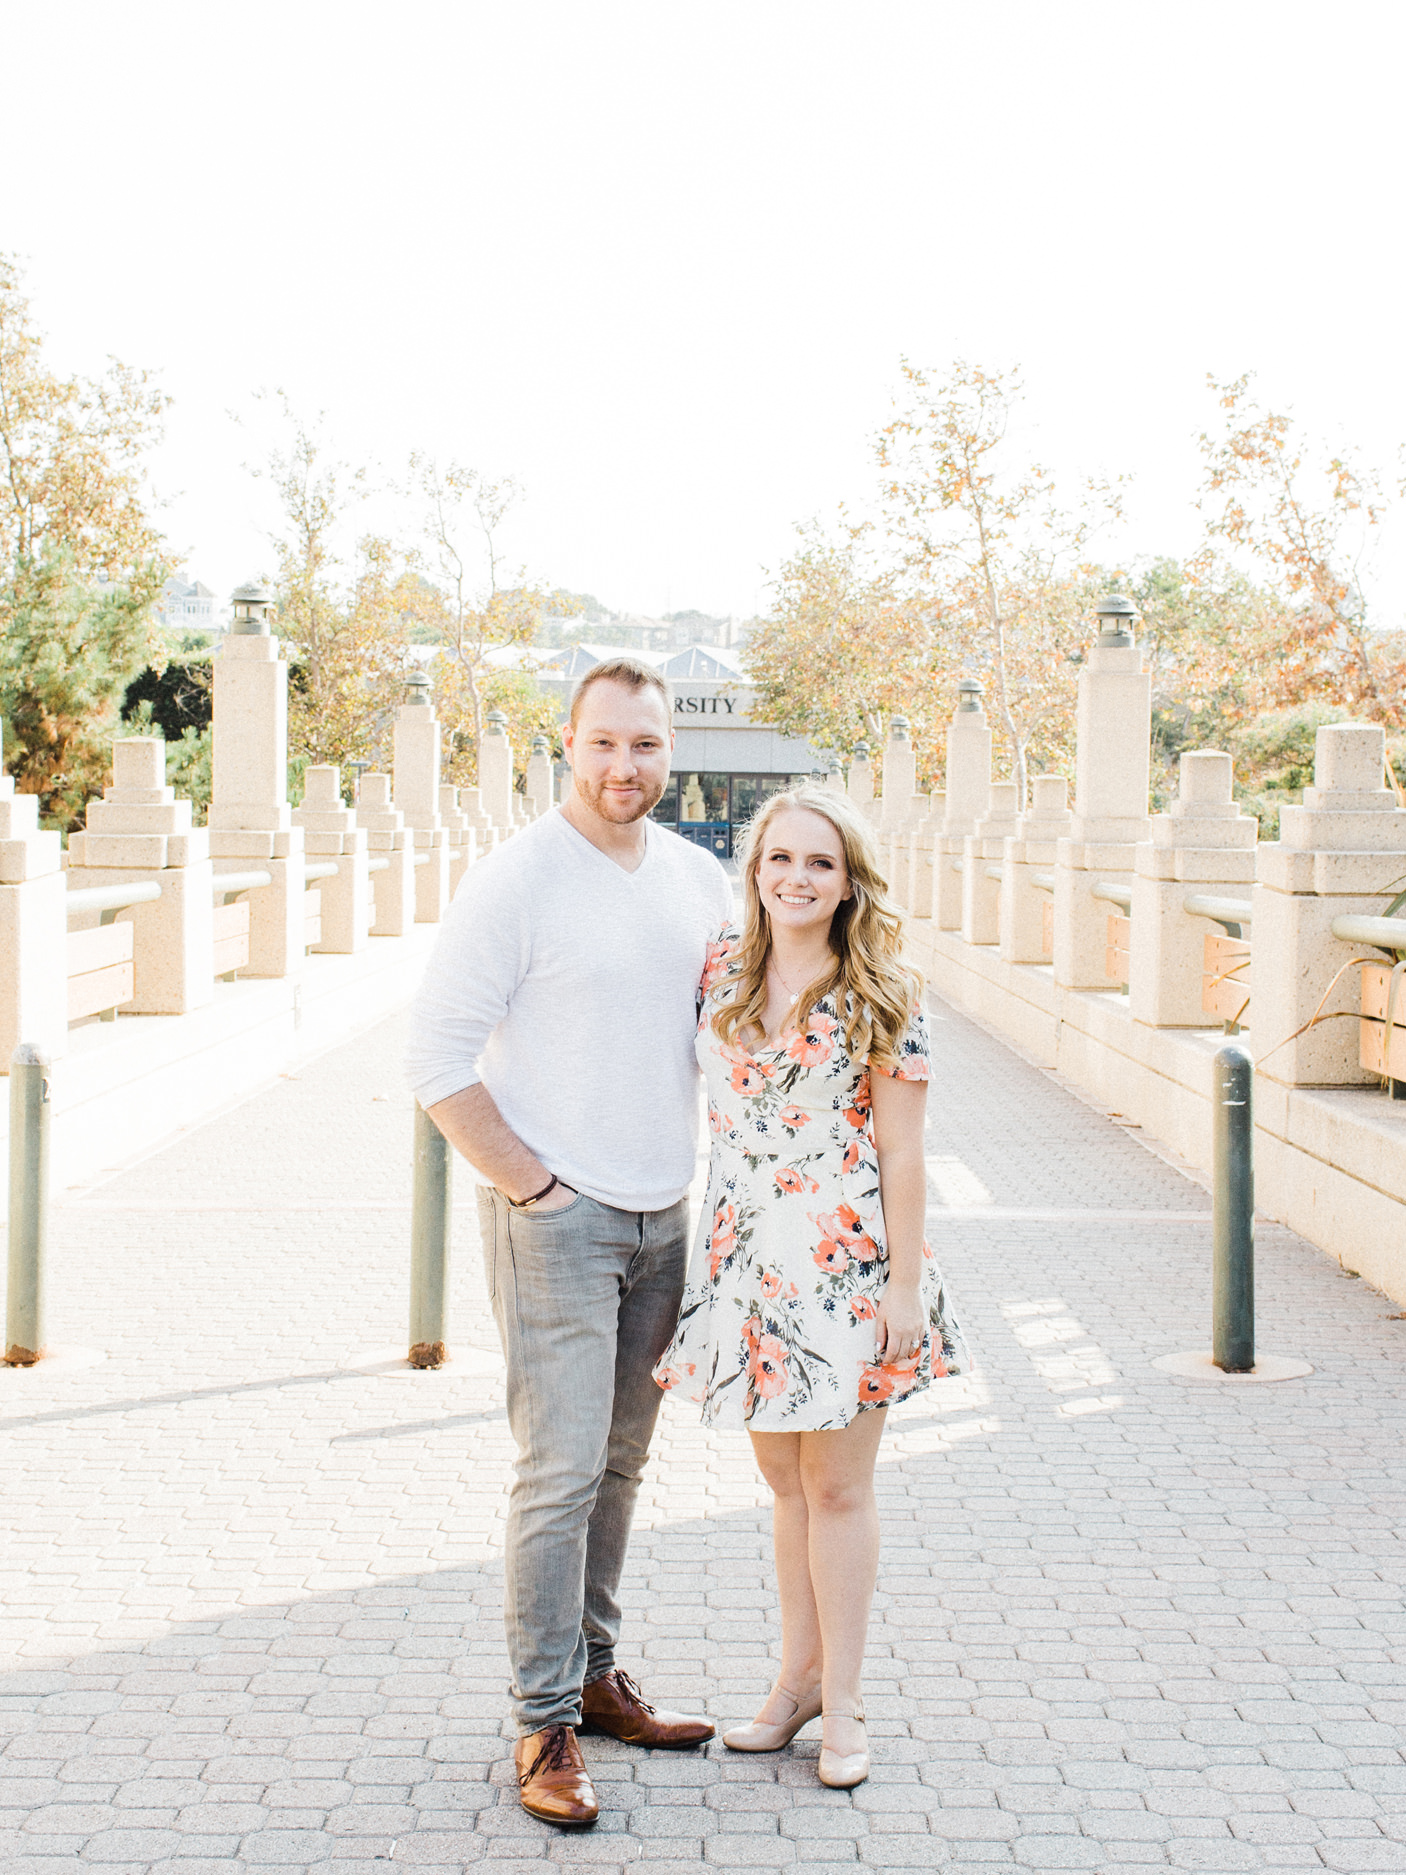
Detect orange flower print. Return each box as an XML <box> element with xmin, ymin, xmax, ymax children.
<box><xmin>858</xmin><ymin>1363</ymin><xmax>895</xmax><ymax>1404</ymax></box>
<box><xmin>655</xmin><ymin>1361</ymin><xmax>695</xmax><ymax>1391</ymax></box>
<box><xmin>814</xmin><ymin>1239</ymin><xmax>848</xmax><ymax>1274</ymax></box>
<box><xmin>842</xmin><ymin>1140</ymin><xmax>863</xmax><ymax>1174</ymax></box>
<box><xmin>785</xmin><ymin>1010</ymin><xmax>837</xmax><ymax>1067</ymax></box>
<box><xmin>778</xmin><ymin>1105</ymin><xmax>810</xmax><ymax>1131</ymax></box>
<box><xmin>742</xmin><ymin>1314</ymin><xmax>762</xmax><ymax>1353</ymax></box>
<box><xmin>730</xmin><ymin>1060</ymin><xmax>771</xmax><ymax>1096</ymax></box>
<box><xmin>752</xmin><ymin>1334</ymin><xmax>790</xmax><ymax>1398</ymax></box>
<box><xmin>930</xmin><ymin>1344</ymin><xmax>948</xmax><ymax>1378</ymax></box>
<box><xmin>760</xmin><ymin>1270</ymin><xmax>782</xmax><ymax>1299</ymax></box>
<box><xmin>708</xmin><ymin>1103</ymin><xmax>735</xmax><ymax>1136</ymax></box>
<box><xmin>843</xmin><ymin>1072</ymin><xmax>872</xmax><ymax>1131</ymax></box>
<box><xmin>774</xmin><ymin>1166</ymin><xmax>808</xmax><ymax>1197</ymax></box>
<box><xmin>849</xmin><ymin>1296</ymin><xmax>877</xmax><ymax>1323</ymax></box>
<box><xmin>708</xmin><ymin>1202</ymin><xmax>737</xmax><ymax>1279</ymax></box>
<box><xmin>700</xmin><ymin>936</ymin><xmax>737</xmax><ymax>995</ymax></box>
<box><xmin>814</xmin><ymin>1202</ymin><xmax>878</xmax><ymax>1261</ymax></box>
<box><xmin>882</xmin><ymin>1352</ymin><xmax>923</xmax><ymax>1391</ymax></box>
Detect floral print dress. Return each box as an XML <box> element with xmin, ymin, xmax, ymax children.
<box><xmin>653</xmin><ymin>924</ymin><xmax>967</xmax><ymax>1431</ymax></box>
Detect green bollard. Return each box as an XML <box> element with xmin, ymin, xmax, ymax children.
<box><xmin>1212</xmin><ymin>1041</ymin><xmax>1254</xmax><ymax>1372</ymax></box>
<box><xmin>5</xmin><ymin>1043</ymin><xmax>52</xmax><ymax>1366</ymax></box>
<box><xmin>409</xmin><ymin>1102</ymin><xmax>452</xmax><ymax>1368</ymax></box>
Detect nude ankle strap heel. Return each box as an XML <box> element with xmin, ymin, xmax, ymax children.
<box><xmin>722</xmin><ymin>1683</ymin><xmax>823</xmax><ymax>1752</ymax></box>
<box><xmin>817</xmin><ymin>1704</ymin><xmax>869</xmax><ymax>1788</ymax></box>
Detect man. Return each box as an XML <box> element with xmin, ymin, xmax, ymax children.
<box><xmin>405</xmin><ymin>656</ymin><xmax>731</xmax><ymax>1827</ymax></box>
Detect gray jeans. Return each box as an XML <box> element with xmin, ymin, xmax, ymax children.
<box><xmin>477</xmin><ymin>1186</ymin><xmax>689</xmax><ymax>1735</ymax></box>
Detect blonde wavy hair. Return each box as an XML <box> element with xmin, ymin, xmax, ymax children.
<box><xmin>713</xmin><ymin>785</ymin><xmax>922</xmax><ymax>1071</ymax></box>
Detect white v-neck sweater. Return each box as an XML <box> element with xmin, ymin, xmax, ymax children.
<box><xmin>405</xmin><ymin>809</ymin><xmax>732</xmax><ymax>1212</ymax></box>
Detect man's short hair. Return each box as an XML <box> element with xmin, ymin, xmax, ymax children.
<box><xmin>569</xmin><ymin>654</ymin><xmax>672</xmax><ymax>730</ymax></box>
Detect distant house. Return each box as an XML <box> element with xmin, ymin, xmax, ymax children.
<box><xmin>158</xmin><ymin>574</ymin><xmax>220</xmax><ymax>634</ymax></box>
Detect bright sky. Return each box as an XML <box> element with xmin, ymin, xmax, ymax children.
<box><xmin>6</xmin><ymin>0</ymin><xmax>1405</xmax><ymax>623</ymax></box>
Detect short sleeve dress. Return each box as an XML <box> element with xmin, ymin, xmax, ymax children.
<box><xmin>653</xmin><ymin>924</ymin><xmax>967</xmax><ymax>1431</ymax></box>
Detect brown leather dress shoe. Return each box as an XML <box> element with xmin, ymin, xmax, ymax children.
<box><xmin>580</xmin><ymin>1668</ymin><xmax>715</xmax><ymax>1748</ymax></box>
<box><xmin>514</xmin><ymin>1724</ymin><xmax>599</xmax><ymax>1826</ymax></box>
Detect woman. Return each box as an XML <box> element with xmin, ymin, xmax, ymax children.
<box><xmin>654</xmin><ymin>785</ymin><xmax>966</xmax><ymax>1789</ymax></box>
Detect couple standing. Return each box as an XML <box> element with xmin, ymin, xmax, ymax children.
<box><xmin>406</xmin><ymin>655</ymin><xmax>964</xmax><ymax>1827</ymax></box>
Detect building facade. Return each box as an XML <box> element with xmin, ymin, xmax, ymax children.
<box><xmin>157</xmin><ymin>574</ymin><xmax>220</xmax><ymax>635</ymax></box>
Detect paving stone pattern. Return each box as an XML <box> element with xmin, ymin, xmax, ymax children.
<box><xmin>2</xmin><ymin>994</ymin><xmax>1406</xmax><ymax>1874</ymax></box>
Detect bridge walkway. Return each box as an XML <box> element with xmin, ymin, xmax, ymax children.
<box><xmin>1</xmin><ymin>992</ymin><xmax>1404</xmax><ymax>1873</ymax></box>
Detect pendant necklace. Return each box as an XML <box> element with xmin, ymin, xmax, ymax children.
<box><xmin>768</xmin><ymin>959</ymin><xmax>809</xmax><ymax>1011</ymax></box>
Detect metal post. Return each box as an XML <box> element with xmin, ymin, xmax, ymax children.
<box><xmin>409</xmin><ymin>1102</ymin><xmax>452</xmax><ymax>1368</ymax></box>
<box><xmin>1212</xmin><ymin>1041</ymin><xmax>1254</xmax><ymax>1372</ymax></box>
<box><xmin>5</xmin><ymin>1044</ymin><xmax>52</xmax><ymax>1365</ymax></box>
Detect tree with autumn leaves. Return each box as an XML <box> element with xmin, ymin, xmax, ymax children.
<box><xmin>256</xmin><ymin>410</ymin><xmax>560</xmax><ymax>797</ymax></box>
<box><xmin>0</xmin><ymin>254</ymin><xmax>171</xmax><ymax>827</ymax></box>
<box><xmin>746</xmin><ymin>360</ymin><xmax>1406</xmax><ymax>812</ymax></box>
<box><xmin>750</xmin><ymin>362</ymin><xmax>1118</xmax><ymax>799</ymax></box>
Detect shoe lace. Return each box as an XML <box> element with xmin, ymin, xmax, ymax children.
<box><xmin>519</xmin><ymin>1723</ymin><xmax>576</xmax><ymax>1785</ymax></box>
<box><xmin>611</xmin><ymin>1669</ymin><xmax>657</xmax><ymax>1715</ymax></box>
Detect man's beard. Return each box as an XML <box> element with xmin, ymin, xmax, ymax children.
<box><xmin>574</xmin><ymin>772</ymin><xmax>667</xmax><ymax>824</ymax></box>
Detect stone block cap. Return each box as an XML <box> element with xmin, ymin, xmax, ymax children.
<box><xmin>300</xmin><ymin>766</ymin><xmax>344</xmax><ymax>812</ymax></box>
<box><xmin>112</xmin><ymin>738</ymin><xmax>166</xmax><ymax>793</ymax></box>
<box><xmin>403</xmin><ymin>670</ymin><xmax>433</xmax><ymax>707</ymax></box>
<box><xmin>956</xmin><ymin>678</ymin><xmax>984</xmax><ymax>713</ymax></box>
<box><xmin>484</xmin><ymin>710</ymin><xmax>508</xmax><ymax>736</ymax></box>
<box><xmin>1031</xmin><ymin>775</ymin><xmax>1068</xmax><ymax>813</ymax></box>
<box><xmin>1315</xmin><ymin>722</ymin><xmax>1388</xmax><ymax>795</ymax></box>
<box><xmin>888</xmin><ymin>716</ymin><xmax>911</xmax><ymax>743</ymax></box>
<box><xmin>358</xmin><ymin>773</ymin><xmax>392</xmax><ymax>809</ymax></box>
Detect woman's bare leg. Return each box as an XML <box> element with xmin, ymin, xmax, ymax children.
<box><xmin>748</xmin><ymin>1430</ymin><xmax>823</xmax><ymax>1720</ymax></box>
<box><xmin>798</xmin><ymin>1408</ymin><xmax>887</xmax><ymax>1755</ymax></box>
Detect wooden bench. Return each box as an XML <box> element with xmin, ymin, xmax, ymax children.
<box><xmin>1202</xmin><ymin>932</ymin><xmax>1251</xmax><ymax>1030</ymax></box>
<box><xmin>68</xmin><ymin>924</ymin><xmax>134</xmax><ymax>1023</ymax></box>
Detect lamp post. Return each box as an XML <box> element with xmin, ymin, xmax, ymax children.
<box><xmin>1093</xmin><ymin>593</ymin><xmax>1137</xmax><ymax>648</ymax></box>
<box><xmin>229</xmin><ymin>582</ymin><xmax>273</xmax><ymax>636</ymax></box>
<box><xmin>957</xmin><ymin>677</ymin><xmax>984</xmax><ymax>713</ymax></box>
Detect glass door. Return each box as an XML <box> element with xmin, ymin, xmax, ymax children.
<box><xmin>679</xmin><ymin>772</ymin><xmax>729</xmax><ymax>856</ymax></box>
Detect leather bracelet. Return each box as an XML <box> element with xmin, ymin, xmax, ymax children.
<box><xmin>511</xmin><ymin>1174</ymin><xmax>558</xmax><ymax>1209</ymax></box>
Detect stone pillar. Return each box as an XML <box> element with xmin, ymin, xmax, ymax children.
<box><xmin>393</xmin><ymin>671</ymin><xmax>451</xmax><ymax>922</ymax></box>
<box><xmin>1254</xmin><ymin>723</ymin><xmax>1406</xmax><ymax>1086</ymax></box>
<box><xmin>907</xmin><ymin>793</ymin><xmax>944</xmax><ymax>921</ymax></box>
<box><xmin>0</xmin><ymin>742</ymin><xmax>66</xmax><ymax>1066</ymax></box>
<box><xmin>887</xmin><ymin>831</ymin><xmax>912</xmax><ymax>909</ymax></box>
<box><xmin>478</xmin><ymin>709</ymin><xmax>515</xmax><ymax>838</ymax></box>
<box><xmin>962</xmin><ymin>782</ymin><xmax>1021</xmax><ymax>945</ymax></box>
<box><xmin>355</xmin><ymin>773</ymin><xmax>414</xmax><ymax>937</ymax></box>
<box><xmin>438</xmin><ymin>785</ymin><xmax>476</xmax><ymax>897</ymax></box>
<box><xmin>1053</xmin><ymin>596</ymin><xmax>1152</xmax><ymax>990</ymax></box>
<box><xmin>847</xmin><ymin>743</ymin><xmax>874</xmax><ymax>821</ymax></box>
<box><xmin>935</xmin><ymin>679</ymin><xmax>992</xmax><ymax>931</ymax></box>
<box><xmin>457</xmin><ymin>784</ymin><xmax>499</xmax><ymax>853</ymax></box>
<box><xmin>1130</xmin><ymin>753</ymin><xmax>1258</xmax><ymax>1028</ymax></box>
<box><xmin>525</xmin><ymin>737</ymin><xmax>554</xmax><ymax>819</ymax></box>
<box><xmin>208</xmin><ymin>583</ymin><xmax>306</xmax><ymax>977</ymax></box>
<box><xmin>822</xmin><ymin>756</ymin><xmax>845</xmax><ymax>795</ymax></box>
<box><xmin>292</xmin><ymin>765</ymin><xmax>369</xmax><ymax>954</ymax></box>
<box><xmin>880</xmin><ymin>717</ymin><xmax>918</xmax><ymax>832</ymax></box>
<box><xmin>1001</xmin><ymin>775</ymin><xmax>1072</xmax><ymax>964</ymax></box>
<box><xmin>68</xmin><ymin>737</ymin><xmax>216</xmax><ymax>1013</ymax></box>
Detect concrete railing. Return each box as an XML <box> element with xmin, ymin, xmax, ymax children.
<box><xmin>852</xmin><ymin>623</ymin><xmax>1406</xmax><ymax>1302</ymax></box>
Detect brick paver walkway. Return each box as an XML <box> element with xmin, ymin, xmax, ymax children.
<box><xmin>3</xmin><ymin>994</ymin><xmax>1406</xmax><ymax>1873</ymax></box>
